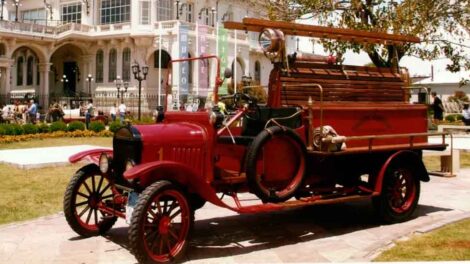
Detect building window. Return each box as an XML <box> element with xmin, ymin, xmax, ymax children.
<box><xmin>140</xmin><ymin>0</ymin><xmax>150</xmax><ymax>25</ymax></box>
<box><xmin>186</xmin><ymin>3</ymin><xmax>194</xmax><ymax>23</ymax></box>
<box><xmin>96</xmin><ymin>49</ymin><xmax>104</xmax><ymax>83</ymax></box>
<box><xmin>122</xmin><ymin>48</ymin><xmax>131</xmax><ymax>81</ymax></box>
<box><xmin>27</xmin><ymin>56</ymin><xmax>34</xmax><ymax>85</ymax></box>
<box><xmin>156</xmin><ymin>0</ymin><xmax>173</xmax><ymax>21</ymax></box>
<box><xmin>21</xmin><ymin>8</ymin><xmax>46</xmax><ymax>24</ymax></box>
<box><xmin>17</xmin><ymin>57</ymin><xmax>24</xmax><ymax>86</ymax></box>
<box><xmin>254</xmin><ymin>60</ymin><xmax>261</xmax><ymax>83</ymax></box>
<box><xmin>154</xmin><ymin>50</ymin><xmax>171</xmax><ymax>69</ymax></box>
<box><xmin>109</xmin><ymin>48</ymin><xmax>117</xmax><ymax>82</ymax></box>
<box><xmin>61</xmin><ymin>3</ymin><xmax>82</xmax><ymax>24</ymax></box>
<box><xmin>100</xmin><ymin>0</ymin><xmax>131</xmax><ymax>25</ymax></box>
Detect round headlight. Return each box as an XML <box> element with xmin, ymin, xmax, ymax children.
<box><xmin>259</xmin><ymin>28</ymin><xmax>284</xmax><ymax>54</ymax></box>
<box><xmin>99</xmin><ymin>153</ymin><xmax>110</xmax><ymax>174</ymax></box>
<box><xmin>125</xmin><ymin>159</ymin><xmax>136</xmax><ymax>171</ymax></box>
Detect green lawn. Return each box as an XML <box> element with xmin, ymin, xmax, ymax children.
<box><xmin>375</xmin><ymin>218</ymin><xmax>470</xmax><ymax>261</ymax></box>
<box><xmin>0</xmin><ymin>163</ymin><xmax>82</xmax><ymax>225</ymax></box>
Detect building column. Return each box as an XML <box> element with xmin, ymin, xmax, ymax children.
<box><xmin>39</xmin><ymin>62</ymin><xmax>52</xmax><ymax>108</ymax></box>
<box><xmin>81</xmin><ymin>55</ymin><xmax>94</xmax><ymax>94</ymax></box>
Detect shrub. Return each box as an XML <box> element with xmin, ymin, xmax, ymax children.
<box><xmin>22</xmin><ymin>123</ymin><xmax>39</xmax><ymax>134</ymax></box>
<box><xmin>109</xmin><ymin>121</ymin><xmax>125</xmax><ymax>133</ymax></box>
<box><xmin>445</xmin><ymin>114</ymin><xmax>463</xmax><ymax>123</ymax></box>
<box><xmin>49</xmin><ymin>121</ymin><xmax>67</xmax><ymax>132</ymax></box>
<box><xmin>10</xmin><ymin>124</ymin><xmax>24</xmax><ymax>135</ymax></box>
<box><xmin>66</xmin><ymin>121</ymin><xmax>85</xmax><ymax>132</ymax></box>
<box><xmin>0</xmin><ymin>124</ymin><xmax>9</xmax><ymax>135</ymax></box>
<box><xmin>37</xmin><ymin>123</ymin><xmax>50</xmax><ymax>133</ymax></box>
<box><xmin>88</xmin><ymin>121</ymin><xmax>105</xmax><ymax>132</ymax></box>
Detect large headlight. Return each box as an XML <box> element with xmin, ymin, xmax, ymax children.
<box><xmin>99</xmin><ymin>153</ymin><xmax>111</xmax><ymax>174</ymax></box>
<box><xmin>259</xmin><ymin>28</ymin><xmax>284</xmax><ymax>54</ymax></box>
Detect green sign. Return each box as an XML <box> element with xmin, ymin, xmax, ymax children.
<box><xmin>218</xmin><ymin>26</ymin><xmax>228</xmax><ymax>95</ymax></box>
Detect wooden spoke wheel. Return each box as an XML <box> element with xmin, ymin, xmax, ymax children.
<box><xmin>63</xmin><ymin>165</ymin><xmax>118</xmax><ymax>237</ymax></box>
<box><xmin>129</xmin><ymin>181</ymin><xmax>193</xmax><ymax>264</ymax></box>
<box><xmin>245</xmin><ymin>126</ymin><xmax>307</xmax><ymax>203</ymax></box>
<box><xmin>373</xmin><ymin>163</ymin><xmax>420</xmax><ymax>223</ymax></box>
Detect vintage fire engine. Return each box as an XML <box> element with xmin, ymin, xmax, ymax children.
<box><xmin>63</xmin><ymin>18</ymin><xmax>448</xmax><ymax>263</ymax></box>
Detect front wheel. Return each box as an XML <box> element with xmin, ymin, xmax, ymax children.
<box><xmin>63</xmin><ymin>165</ymin><xmax>118</xmax><ymax>237</ymax></box>
<box><xmin>129</xmin><ymin>181</ymin><xmax>193</xmax><ymax>264</ymax></box>
<box><xmin>373</xmin><ymin>163</ymin><xmax>420</xmax><ymax>223</ymax></box>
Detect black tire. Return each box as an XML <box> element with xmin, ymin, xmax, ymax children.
<box><xmin>63</xmin><ymin>165</ymin><xmax>118</xmax><ymax>237</ymax></box>
<box><xmin>129</xmin><ymin>181</ymin><xmax>194</xmax><ymax>264</ymax></box>
<box><xmin>245</xmin><ymin>126</ymin><xmax>307</xmax><ymax>203</ymax></box>
<box><xmin>372</xmin><ymin>162</ymin><xmax>421</xmax><ymax>223</ymax></box>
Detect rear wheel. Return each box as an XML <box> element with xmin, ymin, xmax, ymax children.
<box><xmin>129</xmin><ymin>181</ymin><xmax>193</xmax><ymax>263</ymax></box>
<box><xmin>245</xmin><ymin>126</ymin><xmax>307</xmax><ymax>203</ymax></box>
<box><xmin>63</xmin><ymin>165</ymin><xmax>118</xmax><ymax>237</ymax></box>
<box><xmin>373</xmin><ymin>162</ymin><xmax>420</xmax><ymax>223</ymax></box>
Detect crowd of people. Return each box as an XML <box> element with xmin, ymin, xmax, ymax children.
<box><xmin>1</xmin><ymin>99</ymin><xmax>38</xmax><ymax>124</ymax></box>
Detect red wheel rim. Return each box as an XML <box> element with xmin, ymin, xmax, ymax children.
<box><xmin>73</xmin><ymin>173</ymin><xmax>116</xmax><ymax>231</ymax></box>
<box><xmin>142</xmin><ymin>189</ymin><xmax>190</xmax><ymax>263</ymax></box>
<box><xmin>386</xmin><ymin>169</ymin><xmax>416</xmax><ymax>214</ymax></box>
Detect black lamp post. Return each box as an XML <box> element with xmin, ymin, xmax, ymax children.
<box><xmin>176</xmin><ymin>0</ymin><xmax>188</xmax><ymax>20</ymax></box>
<box><xmin>82</xmin><ymin>0</ymin><xmax>90</xmax><ymax>15</ymax></box>
<box><xmin>85</xmin><ymin>74</ymin><xmax>93</xmax><ymax>96</ymax></box>
<box><xmin>131</xmin><ymin>62</ymin><xmax>149</xmax><ymax>121</ymax></box>
<box><xmin>13</xmin><ymin>0</ymin><xmax>20</xmax><ymax>22</ymax></box>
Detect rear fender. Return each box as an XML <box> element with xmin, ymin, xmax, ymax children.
<box><xmin>374</xmin><ymin>150</ymin><xmax>429</xmax><ymax>193</ymax></box>
<box><xmin>124</xmin><ymin>161</ymin><xmax>228</xmax><ymax>208</ymax></box>
<box><xmin>69</xmin><ymin>148</ymin><xmax>113</xmax><ymax>165</ymax></box>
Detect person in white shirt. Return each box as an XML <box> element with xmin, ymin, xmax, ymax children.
<box><xmin>85</xmin><ymin>100</ymin><xmax>93</xmax><ymax>129</ymax></box>
<box><xmin>118</xmin><ymin>102</ymin><xmax>126</xmax><ymax>124</ymax></box>
<box><xmin>109</xmin><ymin>103</ymin><xmax>117</xmax><ymax>122</ymax></box>
<box><xmin>462</xmin><ymin>103</ymin><xmax>470</xmax><ymax>126</ymax></box>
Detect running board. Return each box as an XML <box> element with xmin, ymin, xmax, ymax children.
<box><xmin>231</xmin><ymin>193</ymin><xmax>379</xmax><ymax>214</ymax></box>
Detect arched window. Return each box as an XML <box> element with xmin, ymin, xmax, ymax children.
<box><xmin>122</xmin><ymin>48</ymin><xmax>131</xmax><ymax>81</ymax></box>
<box><xmin>254</xmin><ymin>60</ymin><xmax>261</xmax><ymax>83</ymax></box>
<box><xmin>109</xmin><ymin>48</ymin><xmax>117</xmax><ymax>82</ymax></box>
<box><xmin>154</xmin><ymin>50</ymin><xmax>171</xmax><ymax>69</ymax></box>
<box><xmin>27</xmin><ymin>56</ymin><xmax>34</xmax><ymax>85</ymax></box>
<box><xmin>96</xmin><ymin>49</ymin><xmax>104</xmax><ymax>83</ymax></box>
<box><xmin>17</xmin><ymin>57</ymin><xmax>24</xmax><ymax>86</ymax></box>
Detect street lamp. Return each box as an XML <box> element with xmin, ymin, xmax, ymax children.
<box><xmin>198</xmin><ymin>7</ymin><xmax>209</xmax><ymax>25</ymax></box>
<box><xmin>175</xmin><ymin>0</ymin><xmax>188</xmax><ymax>20</ymax></box>
<box><xmin>61</xmin><ymin>74</ymin><xmax>69</xmax><ymax>96</ymax></box>
<box><xmin>85</xmin><ymin>74</ymin><xmax>93</xmax><ymax>96</ymax></box>
<box><xmin>211</xmin><ymin>7</ymin><xmax>216</xmax><ymax>27</ymax></box>
<box><xmin>12</xmin><ymin>0</ymin><xmax>21</xmax><ymax>22</ymax></box>
<box><xmin>131</xmin><ymin>62</ymin><xmax>149</xmax><ymax>121</ymax></box>
<box><xmin>115</xmin><ymin>75</ymin><xmax>128</xmax><ymax>100</ymax></box>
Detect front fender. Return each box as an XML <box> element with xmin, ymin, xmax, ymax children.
<box><xmin>124</xmin><ymin>161</ymin><xmax>227</xmax><ymax>208</ymax></box>
<box><xmin>375</xmin><ymin>150</ymin><xmax>429</xmax><ymax>193</ymax></box>
<box><xmin>69</xmin><ymin>148</ymin><xmax>113</xmax><ymax>165</ymax></box>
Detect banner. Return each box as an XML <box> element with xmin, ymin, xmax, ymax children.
<box><xmin>179</xmin><ymin>24</ymin><xmax>189</xmax><ymax>95</ymax></box>
<box><xmin>217</xmin><ymin>26</ymin><xmax>228</xmax><ymax>94</ymax></box>
<box><xmin>198</xmin><ymin>24</ymin><xmax>209</xmax><ymax>96</ymax></box>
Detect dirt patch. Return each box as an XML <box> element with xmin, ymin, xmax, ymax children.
<box><xmin>442</xmin><ymin>240</ymin><xmax>470</xmax><ymax>249</ymax></box>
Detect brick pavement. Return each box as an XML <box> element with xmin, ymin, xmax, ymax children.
<box><xmin>1</xmin><ymin>169</ymin><xmax>470</xmax><ymax>263</ymax></box>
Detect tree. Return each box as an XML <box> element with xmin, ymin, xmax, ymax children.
<box><xmin>254</xmin><ymin>0</ymin><xmax>470</xmax><ymax>72</ymax></box>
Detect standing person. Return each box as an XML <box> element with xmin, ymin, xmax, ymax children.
<box><xmin>85</xmin><ymin>100</ymin><xmax>93</xmax><ymax>129</ymax></box>
<box><xmin>462</xmin><ymin>103</ymin><xmax>470</xmax><ymax>126</ymax></box>
<box><xmin>110</xmin><ymin>103</ymin><xmax>117</xmax><ymax>122</ymax></box>
<box><xmin>431</xmin><ymin>92</ymin><xmax>444</xmax><ymax>124</ymax></box>
<box><xmin>27</xmin><ymin>99</ymin><xmax>37</xmax><ymax>124</ymax></box>
<box><xmin>118</xmin><ymin>101</ymin><xmax>126</xmax><ymax>124</ymax></box>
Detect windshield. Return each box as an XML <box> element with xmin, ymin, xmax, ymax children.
<box><xmin>165</xmin><ymin>55</ymin><xmax>222</xmax><ymax>112</ymax></box>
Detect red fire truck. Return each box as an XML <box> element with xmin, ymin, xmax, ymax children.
<box><xmin>63</xmin><ymin>18</ymin><xmax>448</xmax><ymax>263</ymax></box>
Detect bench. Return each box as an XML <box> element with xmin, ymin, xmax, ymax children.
<box><xmin>271</xmin><ymin>62</ymin><xmax>405</xmax><ymax>106</ymax></box>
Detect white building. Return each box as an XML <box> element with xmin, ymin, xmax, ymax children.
<box><xmin>0</xmin><ymin>0</ymin><xmax>272</xmax><ymax>113</ymax></box>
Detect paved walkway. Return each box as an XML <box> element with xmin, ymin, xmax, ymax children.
<box><xmin>1</xmin><ymin>169</ymin><xmax>470</xmax><ymax>263</ymax></box>
<box><xmin>0</xmin><ymin>145</ymin><xmax>110</xmax><ymax>169</ymax></box>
